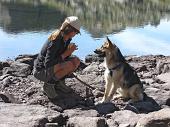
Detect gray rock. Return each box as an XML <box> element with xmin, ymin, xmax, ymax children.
<box><xmin>156</xmin><ymin>60</ymin><xmax>170</xmax><ymax>74</ymax></box>
<box><xmin>0</xmin><ymin>103</ymin><xmax>63</xmax><ymax>127</ymax></box>
<box><xmin>144</xmin><ymin>83</ymin><xmax>170</xmax><ymax>107</ymax></box>
<box><xmin>142</xmin><ymin>72</ymin><xmax>153</xmax><ymax>79</ymax></box>
<box><xmin>0</xmin><ymin>62</ymin><xmax>3</xmax><ymax>70</ymax></box>
<box><xmin>85</xmin><ymin>54</ymin><xmax>104</xmax><ymax>63</ymax></box>
<box><xmin>82</xmin><ymin>62</ymin><xmax>100</xmax><ymax>74</ymax></box>
<box><xmin>15</xmin><ymin>54</ymin><xmax>38</xmax><ymax>67</ymax></box>
<box><xmin>3</xmin><ymin>62</ymin><xmax>31</xmax><ymax>77</ymax></box>
<box><xmin>0</xmin><ymin>74</ymin><xmax>11</xmax><ymax>81</ymax></box>
<box><xmin>16</xmin><ymin>57</ymin><xmax>34</xmax><ymax>67</ymax></box>
<box><xmin>67</xmin><ymin>116</ymin><xmax>107</xmax><ymax>127</ymax></box>
<box><xmin>157</xmin><ymin>72</ymin><xmax>170</xmax><ymax>83</ymax></box>
<box><xmin>136</xmin><ymin>108</ymin><xmax>170</xmax><ymax>127</ymax></box>
<box><xmin>137</xmin><ymin>65</ymin><xmax>148</xmax><ymax>72</ymax></box>
<box><xmin>1</xmin><ymin>54</ymin><xmax>170</xmax><ymax>127</ymax></box>
<box><xmin>107</xmin><ymin>110</ymin><xmax>142</xmax><ymax>127</ymax></box>
<box><xmin>0</xmin><ymin>61</ymin><xmax>10</xmax><ymax>70</ymax></box>
<box><xmin>45</xmin><ymin>123</ymin><xmax>59</xmax><ymax>127</ymax></box>
<box><xmin>142</xmin><ymin>78</ymin><xmax>154</xmax><ymax>85</ymax></box>
<box><xmin>0</xmin><ymin>92</ymin><xmax>19</xmax><ymax>103</ymax></box>
<box><xmin>119</xmin><ymin>123</ymin><xmax>131</xmax><ymax>127</ymax></box>
<box><xmin>2</xmin><ymin>76</ymin><xmax>13</xmax><ymax>87</ymax></box>
<box><xmin>166</xmin><ymin>98</ymin><xmax>170</xmax><ymax>106</ymax></box>
<box><xmin>64</xmin><ymin>108</ymin><xmax>99</xmax><ymax>118</ymax></box>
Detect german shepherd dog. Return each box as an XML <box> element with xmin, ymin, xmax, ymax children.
<box><xmin>94</xmin><ymin>37</ymin><xmax>144</xmax><ymax>103</ymax></box>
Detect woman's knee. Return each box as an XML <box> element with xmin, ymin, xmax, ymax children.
<box><xmin>54</xmin><ymin>62</ymin><xmax>72</xmax><ymax>72</ymax></box>
<box><xmin>71</xmin><ymin>57</ymin><xmax>80</xmax><ymax>69</ymax></box>
<box><xmin>54</xmin><ymin>57</ymin><xmax>80</xmax><ymax>75</ymax></box>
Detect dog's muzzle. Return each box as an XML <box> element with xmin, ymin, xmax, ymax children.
<box><xmin>94</xmin><ymin>49</ymin><xmax>106</xmax><ymax>57</ymax></box>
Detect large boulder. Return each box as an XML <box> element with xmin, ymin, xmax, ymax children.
<box><xmin>15</xmin><ymin>54</ymin><xmax>38</xmax><ymax>67</ymax></box>
<box><xmin>107</xmin><ymin>110</ymin><xmax>142</xmax><ymax>127</ymax></box>
<box><xmin>3</xmin><ymin>62</ymin><xmax>32</xmax><ymax>77</ymax></box>
<box><xmin>0</xmin><ymin>62</ymin><xmax>10</xmax><ymax>70</ymax></box>
<box><xmin>136</xmin><ymin>108</ymin><xmax>170</xmax><ymax>127</ymax></box>
<box><xmin>144</xmin><ymin>72</ymin><xmax>170</xmax><ymax>107</ymax></box>
<box><xmin>0</xmin><ymin>103</ymin><xmax>65</xmax><ymax>127</ymax></box>
<box><xmin>85</xmin><ymin>54</ymin><xmax>104</xmax><ymax>63</ymax></box>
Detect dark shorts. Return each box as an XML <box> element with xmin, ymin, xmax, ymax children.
<box><xmin>33</xmin><ymin>66</ymin><xmax>58</xmax><ymax>83</ymax></box>
<box><xmin>33</xmin><ymin>56</ymin><xmax>78</xmax><ymax>83</ymax></box>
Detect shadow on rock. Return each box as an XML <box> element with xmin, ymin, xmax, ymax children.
<box><xmin>48</xmin><ymin>88</ymin><xmax>85</xmax><ymax>111</ymax></box>
<box><xmin>94</xmin><ymin>102</ymin><xmax>119</xmax><ymax>115</ymax></box>
<box><xmin>127</xmin><ymin>93</ymin><xmax>161</xmax><ymax>113</ymax></box>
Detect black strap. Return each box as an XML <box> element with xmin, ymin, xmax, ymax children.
<box><xmin>109</xmin><ymin>64</ymin><xmax>122</xmax><ymax>77</ymax></box>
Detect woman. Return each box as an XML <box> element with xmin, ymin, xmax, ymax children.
<box><xmin>33</xmin><ymin>16</ymin><xmax>81</xmax><ymax>99</ymax></box>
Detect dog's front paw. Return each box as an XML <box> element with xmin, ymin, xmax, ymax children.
<box><xmin>98</xmin><ymin>99</ymin><xmax>110</xmax><ymax>104</ymax></box>
<box><xmin>95</xmin><ymin>99</ymin><xmax>105</xmax><ymax>105</ymax></box>
<box><xmin>113</xmin><ymin>94</ymin><xmax>123</xmax><ymax>100</ymax></box>
<box><xmin>127</xmin><ymin>99</ymin><xmax>134</xmax><ymax>104</ymax></box>
<box><xmin>94</xmin><ymin>101</ymin><xmax>102</xmax><ymax>105</ymax></box>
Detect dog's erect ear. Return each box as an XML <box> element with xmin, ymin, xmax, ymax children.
<box><xmin>106</xmin><ymin>36</ymin><xmax>113</xmax><ymax>47</ymax></box>
<box><xmin>106</xmin><ymin>36</ymin><xmax>117</xmax><ymax>48</ymax></box>
<box><xmin>106</xmin><ymin>36</ymin><xmax>111</xmax><ymax>43</ymax></box>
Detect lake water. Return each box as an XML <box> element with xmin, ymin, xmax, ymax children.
<box><xmin>0</xmin><ymin>0</ymin><xmax>170</xmax><ymax>61</ymax></box>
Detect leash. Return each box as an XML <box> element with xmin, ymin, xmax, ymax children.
<box><xmin>72</xmin><ymin>73</ymin><xmax>96</xmax><ymax>90</ymax></box>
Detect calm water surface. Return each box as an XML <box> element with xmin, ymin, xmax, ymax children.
<box><xmin>0</xmin><ymin>0</ymin><xmax>170</xmax><ymax>61</ymax></box>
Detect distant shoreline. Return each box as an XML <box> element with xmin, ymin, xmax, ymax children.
<box><xmin>1</xmin><ymin>53</ymin><xmax>170</xmax><ymax>62</ymax></box>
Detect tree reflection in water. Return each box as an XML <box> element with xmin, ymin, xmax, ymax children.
<box><xmin>0</xmin><ymin>0</ymin><xmax>170</xmax><ymax>38</ymax></box>
<box><xmin>0</xmin><ymin>0</ymin><xmax>170</xmax><ymax>61</ymax></box>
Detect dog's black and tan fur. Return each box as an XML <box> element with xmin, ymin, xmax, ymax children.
<box><xmin>94</xmin><ymin>37</ymin><xmax>144</xmax><ymax>103</ymax></box>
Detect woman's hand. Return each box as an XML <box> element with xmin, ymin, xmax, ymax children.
<box><xmin>62</xmin><ymin>43</ymin><xmax>78</xmax><ymax>59</ymax></box>
<box><xmin>68</xmin><ymin>43</ymin><xmax>78</xmax><ymax>50</ymax></box>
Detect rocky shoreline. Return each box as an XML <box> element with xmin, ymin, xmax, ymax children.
<box><xmin>0</xmin><ymin>54</ymin><xmax>170</xmax><ymax>127</ymax></box>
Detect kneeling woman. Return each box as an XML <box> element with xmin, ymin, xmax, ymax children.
<box><xmin>33</xmin><ymin>16</ymin><xmax>81</xmax><ymax>99</ymax></box>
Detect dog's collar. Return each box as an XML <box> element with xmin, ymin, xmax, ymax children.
<box><xmin>109</xmin><ymin>64</ymin><xmax>122</xmax><ymax>71</ymax></box>
<box><xmin>109</xmin><ymin>64</ymin><xmax>122</xmax><ymax>76</ymax></box>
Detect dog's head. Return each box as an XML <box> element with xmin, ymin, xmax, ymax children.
<box><xmin>94</xmin><ymin>37</ymin><xmax>113</xmax><ymax>57</ymax></box>
<box><xmin>94</xmin><ymin>37</ymin><xmax>125</xmax><ymax>62</ymax></box>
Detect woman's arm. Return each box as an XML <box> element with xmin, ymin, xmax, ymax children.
<box><xmin>44</xmin><ymin>41</ymin><xmax>62</xmax><ymax>68</ymax></box>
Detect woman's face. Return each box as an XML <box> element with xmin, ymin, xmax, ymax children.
<box><xmin>68</xmin><ymin>31</ymin><xmax>78</xmax><ymax>38</ymax></box>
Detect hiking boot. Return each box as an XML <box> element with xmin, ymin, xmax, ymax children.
<box><xmin>43</xmin><ymin>82</ymin><xmax>58</xmax><ymax>99</ymax></box>
<box><xmin>55</xmin><ymin>79</ymin><xmax>72</xmax><ymax>93</ymax></box>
